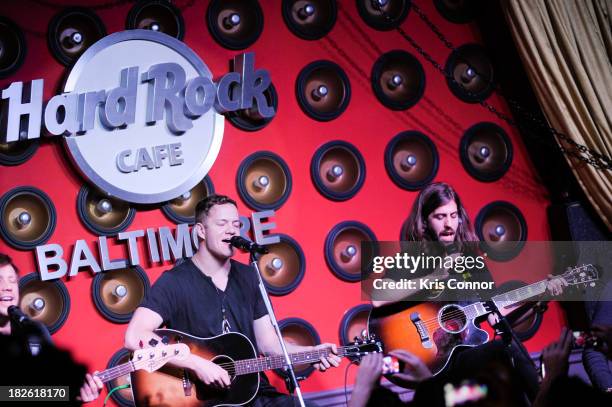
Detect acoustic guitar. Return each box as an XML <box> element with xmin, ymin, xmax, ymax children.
<box><xmin>130</xmin><ymin>329</ymin><xmax>383</xmax><ymax>406</ymax></box>
<box><xmin>368</xmin><ymin>264</ymin><xmax>598</xmax><ymax>376</ymax></box>
<box><xmin>95</xmin><ymin>343</ymin><xmax>189</xmax><ymax>383</ymax></box>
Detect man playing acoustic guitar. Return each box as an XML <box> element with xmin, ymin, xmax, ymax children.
<box><xmin>370</xmin><ymin>182</ymin><xmax>568</xmax><ymax>403</ymax></box>
<box><xmin>125</xmin><ymin>194</ymin><xmax>340</xmax><ymax>406</ymax></box>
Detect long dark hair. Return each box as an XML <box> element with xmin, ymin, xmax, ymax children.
<box><xmin>404</xmin><ymin>182</ymin><xmax>478</xmax><ymax>252</ymax></box>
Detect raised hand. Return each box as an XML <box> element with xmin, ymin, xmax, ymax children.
<box><xmin>388</xmin><ymin>349</ymin><xmax>432</xmax><ymax>388</ymax></box>
<box><xmin>541</xmin><ymin>327</ymin><xmax>572</xmax><ymax>380</ymax></box>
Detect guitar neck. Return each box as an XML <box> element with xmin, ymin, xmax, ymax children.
<box><xmin>492</xmin><ymin>280</ymin><xmax>547</xmax><ymax>310</ymax></box>
<box><xmin>458</xmin><ymin>280</ymin><xmax>548</xmax><ymax>320</ymax></box>
<box><xmin>94</xmin><ymin>361</ymin><xmax>135</xmax><ymax>383</ymax></box>
<box><xmin>232</xmin><ymin>346</ymin><xmax>351</xmax><ymax>376</ymax></box>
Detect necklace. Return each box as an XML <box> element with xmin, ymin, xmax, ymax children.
<box><xmin>214</xmin><ymin>285</ymin><xmax>232</xmax><ymax>334</ymax></box>
<box><xmin>191</xmin><ymin>256</ymin><xmax>232</xmax><ymax>334</ymax></box>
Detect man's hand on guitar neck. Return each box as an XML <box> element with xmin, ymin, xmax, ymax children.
<box><xmin>76</xmin><ymin>372</ymin><xmax>104</xmax><ymax>403</ymax></box>
<box><xmin>487</xmin><ymin>274</ymin><xmax>568</xmax><ymax>326</ymax></box>
<box><xmin>312</xmin><ymin>343</ymin><xmax>341</xmax><ymax>372</ymax></box>
<box><xmin>254</xmin><ymin>315</ymin><xmax>340</xmax><ymax>372</ymax></box>
<box><xmin>545</xmin><ymin>274</ymin><xmax>568</xmax><ymax>297</ymax></box>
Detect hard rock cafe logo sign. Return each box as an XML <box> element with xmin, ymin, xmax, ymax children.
<box><xmin>1</xmin><ymin>30</ymin><xmax>274</xmax><ymax>204</ymax></box>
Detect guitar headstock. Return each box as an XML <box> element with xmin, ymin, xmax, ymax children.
<box><xmin>344</xmin><ymin>334</ymin><xmax>384</xmax><ymax>360</ymax></box>
<box><xmin>563</xmin><ymin>264</ymin><xmax>598</xmax><ymax>287</ymax></box>
<box><xmin>132</xmin><ymin>343</ymin><xmax>190</xmax><ymax>373</ymax></box>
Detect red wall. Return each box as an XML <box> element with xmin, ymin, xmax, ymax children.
<box><xmin>0</xmin><ymin>1</ymin><xmax>566</xmax><ymax>404</ymax></box>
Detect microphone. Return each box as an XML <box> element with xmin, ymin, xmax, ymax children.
<box><xmin>223</xmin><ymin>236</ymin><xmax>269</xmax><ymax>254</ymax></box>
<box><xmin>8</xmin><ymin>305</ymin><xmax>29</xmax><ymax>324</ymax></box>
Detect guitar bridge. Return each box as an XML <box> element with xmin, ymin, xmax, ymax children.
<box><xmin>410</xmin><ymin>312</ymin><xmax>433</xmax><ymax>349</ymax></box>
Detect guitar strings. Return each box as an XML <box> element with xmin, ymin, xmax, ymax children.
<box><xmin>210</xmin><ymin>346</ymin><xmax>363</xmax><ymax>373</ymax></box>
<box><xmin>413</xmin><ymin>280</ymin><xmax>551</xmax><ymax>329</ymax></box>
<box><xmin>382</xmin><ymin>270</ymin><xmax>586</xmax><ymax>340</ymax></box>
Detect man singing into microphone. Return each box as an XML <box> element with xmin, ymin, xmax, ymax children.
<box><xmin>0</xmin><ymin>253</ymin><xmax>103</xmax><ymax>403</ymax></box>
<box><xmin>125</xmin><ymin>194</ymin><xmax>340</xmax><ymax>406</ymax></box>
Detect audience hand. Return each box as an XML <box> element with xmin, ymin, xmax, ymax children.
<box><xmin>354</xmin><ymin>353</ymin><xmax>383</xmax><ymax>389</ymax></box>
<box><xmin>388</xmin><ymin>349</ymin><xmax>432</xmax><ymax>388</ymax></box>
<box><xmin>541</xmin><ymin>327</ymin><xmax>572</xmax><ymax>381</ymax></box>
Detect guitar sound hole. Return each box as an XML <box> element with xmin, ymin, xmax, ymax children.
<box><xmin>438</xmin><ymin>304</ymin><xmax>467</xmax><ymax>334</ymax></box>
<box><xmin>211</xmin><ymin>355</ymin><xmax>237</xmax><ymax>382</ymax></box>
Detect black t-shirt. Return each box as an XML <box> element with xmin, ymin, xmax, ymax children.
<box><xmin>140</xmin><ymin>259</ymin><xmax>268</xmax><ymax>351</ymax></box>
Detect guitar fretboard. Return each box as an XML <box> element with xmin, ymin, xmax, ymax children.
<box><xmin>461</xmin><ymin>280</ymin><xmax>548</xmax><ymax>319</ymax></box>
<box><xmin>95</xmin><ymin>361</ymin><xmax>136</xmax><ymax>383</ymax></box>
<box><xmin>492</xmin><ymin>281</ymin><xmax>547</xmax><ymax>310</ymax></box>
<box><xmin>233</xmin><ymin>346</ymin><xmax>353</xmax><ymax>376</ymax></box>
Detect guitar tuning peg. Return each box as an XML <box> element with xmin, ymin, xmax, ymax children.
<box><xmin>149</xmin><ymin>338</ymin><xmax>159</xmax><ymax>347</ymax></box>
<box><xmin>161</xmin><ymin>336</ymin><xmax>170</xmax><ymax>345</ymax></box>
<box><xmin>361</xmin><ymin>329</ymin><xmax>368</xmax><ymax>340</ymax></box>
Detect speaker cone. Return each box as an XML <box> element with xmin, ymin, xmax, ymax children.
<box><xmin>311</xmin><ymin>140</ymin><xmax>366</xmax><ymax>201</ymax></box>
<box><xmin>445</xmin><ymin>43</ymin><xmax>494</xmax><ymax>103</ymax></box>
<box><xmin>47</xmin><ymin>7</ymin><xmax>106</xmax><ymax>66</ymax></box>
<box><xmin>371</xmin><ymin>50</ymin><xmax>425</xmax><ymax>110</ymax></box>
<box><xmin>258</xmin><ymin>234</ymin><xmax>305</xmax><ymax>296</ymax></box>
<box><xmin>126</xmin><ymin>0</ymin><xmax>185</xmax><ymax>40</ymax></box>
<box><xmin>325</xmin><ymin>221</ymin><xmax>378</xmax><ymax>282</ymax></box>
<box><xmin>0</xmin><ymin>140</ymin><xmax>38</xmax><ymax>166</ymax></box>
<box><xmin>237</xmin><ymin>151</ymin><xmax>292</xmax><ymax>211</ymax></box>
<box><xmin>92</xmin><ymin>266</ymin><xmax>150</xmax><ymax>324</ymax></box>
<box><xmin>106</xmin><ymin>348</ymin><xmax>135</xmax><ymax>406</ymax></box>
<box><xmin>275</xmin><ymin>318</ymin><xmax>321</xmax><ymax>379</ymax></box>
<box><xmin>227</xmin><ymin>83</ymin><xmax>278</xmax><ymax>132</ymax></box>
<box><xmin>77</xmin><ymin>185</ymin><xmax>135</xmax><ymax>236</ymax></box>
<box><xmin>282</xmin><ymin>0</ymin><xmax>337</xmax><ymax>40</ymax></box>
<box><xmin>475</xmin><ymin>201</ymin><xmax>527</xmax><ymax>261</ymax></box>
<box><xmin>19</xmin><ymin>272</ymin><xmax>70</xmax><ymax>335</ymax></box>
<box><xmin>339</xmin><ymin>303</ymin><xmax>372</xmax><ymax>347</ymax></box>
<box><xmin>0</xmin><ymin>16</ymin><xmax>27</xmax><ymax>78</ymax></box>
<box><xmin>434</xmin><ymin>0</ymin><xmax>477</xmax><ymax>24</ymax></box>
<box><xmin>460</xmin><ymin>122</ymin><xmax>513</xmax><ymax>182</ymax></box>
<box><xmin>356</xmin><ymin>0</ymin><xmax>411</xmax><ymax>31</ymax></box>
<box><xmin>296</xmin><ymin>60</ymin><xmax>351</xmax><ymax>121</ymax></box>
<box><xmin>207</xmin><ymin>0</ymin><xmax>263</xmax><ymax>50</ymax></box>
<box><xmin>385</xmin><ymin>131</ymin><xmax>439</xmax><ymax>190</ymax></box>
<box><xmin>496</xmin><ymin>280</ymin><xmax>544</xmax><ymax>341</ymax></box>
<box><xmin>162</xmin><ymin>176</ymin><xmax>215</xmax><ymax>224</ymax></box>
<box><xmin>0</xmin><ymin>186</ymin><xmax>56</xmax><ymax>250</ymax></box>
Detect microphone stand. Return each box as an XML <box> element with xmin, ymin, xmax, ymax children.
<box><xmin>249</xmin><ymin>250</ymin><xmax>306</xmax><ymax>407</ymax></box>
<box><xmin>485</xmin><ymin>300</ymin><xmax>534</xmax><ymax>367</ymax></box>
